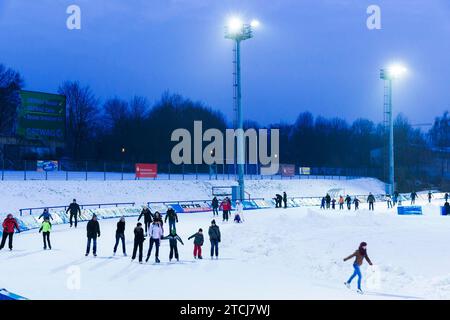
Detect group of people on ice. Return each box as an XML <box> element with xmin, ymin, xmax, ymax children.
<box><xmin>320</xmin><ymin>193</ymin><xmax>375</xmax><ymax>211</ymax></box>
<box><xmin>211</xmin><ymin>196</ymin><xmax>244</xmax><ymax>223</ymax></box>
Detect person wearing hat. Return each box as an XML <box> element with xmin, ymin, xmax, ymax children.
<box><xmin>85</xmin><ymin>215</ymin><xmax>100</xmax><ymax>257</ymax></box>
<box><xmin>138</xmin><ymin>205</ymin><xmax>153</xmax><ymax>236</ymax></box>
<box><xmin>343</xmin><ymin>242</ymin><xmax>373</xmax><ymax>294</ymax></box>
<box><xmin>39</xmin><ymin>217</ymin><xmax>52</xmax><ymax>250</ymax></box>
<box><xmin>66</xmin><ymin>199</ymin><xmax>81</xmax><ymax>228</ymax></box>
<box><xmin>162</xmin><ymin>228</ymin><xmax>184</xmax><ymax>262</ymax></box>
<box><xmin>113</xmin><ymin>216</ymin><xmax>126</xmax><ymax>256</ymax></box>
<box><xmin>38</xmin><ymin>208</ymin><xmax>53</xmax><ymax>221</ymax></box>
<box><xmin>131</xmin><ymin>222</ymin><xmax>145</xmax><ymax>263</ymax></box>
<box><xmin>0</xmin><ymin>214</ymin><xmax>20</xmax><ymax>251</ymax></box>
<box><xmin>208</xmin><ymin>220</ymin><xmax>221</xmax><ymax>259</ymax></box>
<box><xmin>164</xmin><ymin>206</ymin><xmax>178</xmax><ymax>233</ymax></box>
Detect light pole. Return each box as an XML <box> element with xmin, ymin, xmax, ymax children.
<box><xmin>225</xmin><ymin>17</ymin><xmax>259</xmax><ymax>200</ymax></box>
<box><xmin>380</xmin><ymin>64</ymin><xmax>407</xmax><ymax>195</ymax></box>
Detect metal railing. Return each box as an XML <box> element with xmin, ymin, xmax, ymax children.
<box><xmin>19</xmin><ymin>202</ymin><xmax>136</xmax><ymax>216</ymax></box>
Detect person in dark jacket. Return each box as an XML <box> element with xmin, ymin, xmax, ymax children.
<box><xmin>344</xmin><ymin>242</ymin><xmax>373</xmax><ymax>294</ymax></box>
<box><xmin>275</xmin><ymin>194</ymin><xmax>283</xmax><ymax>208</ymax></box>
<box><xmin>353</xmin><ymin>197</ymin><xmax>360</xmax><ymax>210</ymax></box>
<box><xmin>162</xmin><ymin>229</ymin><xmax>184</xmax><ymax>262</ymax></box>
<box><xmin>66</xmin><ymin>199</ymin><xmax>81</xmax><ymax>228</ymax></box>
<box><xmin>131</xmin><ymin>222</ymin><xmax>145</xmax><ymax>263</ymax></box>
<box><xmin>444</xmin><ymin>202</ymin><xmax>450</xmax><ymax>216</ymax></box>
<box><xmin>0</xmin><ymin>214</ymin><xmax>20</xmax><ymax>251</ymax></box>
<box><xmin>38</xmin><ymin>208</ymin><xmax>53</xmax><ymax>221</ymax></box>
<box><xmin>428</xmin><ymin>191</ymin><xmax>433</xmax><ymax>203</ymax></box>
<box><xmin>367</xmin><ymin>193</ymin><xmax>376</xmax><ymax>211</ymax></box>
<box><xmin>212</xmin><ymin>197</ymin><xmax>219</xmax><ymax>216</ymax></box>
<box><xmin>282</xmin><ymin>192</ymin><xmax>288</xmax><ymax>208</ymax></box>
<box><xmin>113</xmin><ymin>216</ymin><xmax>126</xmax><ymax>256</ymax></box>
<box><xmin>208</xmin><ymin>220</ymin><xmax>221</xmax><ymax>259</ymax></box>
<box><xmin>138</xmin><ymin>205</ymin><xmax>153</xmax><ymax>236</ymax></box>
<box><xmin>164</xmin><ymin>206</ymin><xmax>178</xmax><ymax>232</ymax></box>
<box><xmin>320</xmin><ymin>197</ymin><xmax>326</xmax><ymax>209</ymax></box>
<box><xmin>85</xmin><ymin>215</ymin><xmax>100</xmax><ymax>257</ymax></box>
<box><xmin>410</xmin><ymin>191</ymin><xmax>418</xmax><ymax>205</ymax></box>
<box><xmin>345</xmin><ymin>195</ymin><xmax>352</xmax><ymax>210</ymax></box>
<box><xmin>188</xmin><ymin>228</ymin><xmax>204</xmax><ymax>259</ymax></box>
<box><xmin>325</xmin><ymin>194</ymin><xmax>331</xmax><ymax>209</ymax></box>
<box><xmin>331</xmin><ymin>198</ymin><xmax>336</xmax><ymax>210</ymax></box>
<box><xmin>445</xmin><ymin>193</ymin><xmax>449</xmax><ymax>203</ymax></box>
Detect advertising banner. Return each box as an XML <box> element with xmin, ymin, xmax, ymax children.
<box><xmin>37</xmin><ymin>160</ymin><xmax>58</xmax><ymax>172</ymax></box>
<box><xmin>280</xmin><ymin>164</ymin><xmax>295</xmax><ymax>177</ymax></box>
<box><xmin>17</xmin><ymin>90</ymin><xmax>66</xmax><ymax>142</ymax></box>
<box><xmin>135</xmin><ymin>163</ymin><xmax>157</xmax><ymax>178</ymax></box>
<box><xmin>397</xmin><ymin>206</ymin><xmax>423</xmax><ymax>215</ymax></box>
<box><xmin>168</xmin><ymin>202</ymin><xmax>211</xmax><ymax>213</ymax></box>
<box><xmin>299</xmin><ymin>167</ymin><xmax>311</xmax><ymax>175</ymax></box>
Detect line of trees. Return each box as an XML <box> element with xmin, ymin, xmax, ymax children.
<box><xmin>1</xmin><ymin>63</ymin><xmax>449</xmax><ymax>190</ymax></box>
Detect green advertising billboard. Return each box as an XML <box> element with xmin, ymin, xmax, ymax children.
<box><xmin>17</xmin><ymin>90</ymin><xmax>66</xmax><ymax>142</ymax></box>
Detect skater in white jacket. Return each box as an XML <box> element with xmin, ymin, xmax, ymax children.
<box><xmin>234</xmin><ymin>200</ymin><xmax>244</xmax><ymax>223</ymax></box>
<box><xmin>145</xmin><ymin>221</ymin><xmax>163</xmax><ymax>263</ymax></box>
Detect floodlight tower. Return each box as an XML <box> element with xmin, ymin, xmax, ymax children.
<box><xmin>380</xmin><ymin>64</ymin><xmax>407</xmax><ymax>195</ymax></box>
<box><xmin>225</xmin><ymin>18</ymin><xmax>259</xmax><ymax>200</ymax></box>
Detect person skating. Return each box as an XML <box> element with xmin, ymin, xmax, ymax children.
<box><xmin>220</xmin><ymin>198</ymin><xmax>231</xmax><ymax>222</ymax></box>
<box><xmin>275</xmin><ymin>194</ymin><xmax>283</xmax><ymax>208</ymax></box>
<box><xmin>113</xmin><ymin>216</ymin><xmax>126</xmax><ymax>256</ymax></box>
<box><xmin>38</xmin><ymin>208</ymin><xmax>53</xmax><ymax>221</ymax></box>
<box><xmin>338</xmin><ymin>196</ymin><xmax>344</xmax><ymax>210</ymax></box>
<box><xmin>325</xmin><ymin>194</ymin><xmax>331</xmax><ymax>209</ymax></box>
<box><xmin>331</xmin><ymin>198</ymin><xmax>336</xmax><ymax>210</ymax></box>
<box><xmin>367</xmin><ymin>193</ymin><xmax>375</xmax><ymax>211</ymax></box>
<box><xmin>445</xmin><ymin>193</ymin><xmax>449</xmax><ymax>203</ymax></box>
<box><xmin>208</xmin><ymin>219</ymin><xmax>221</xmax><ymax>259</ymax></box>
<box><xmin>212</xmin><ymin>197</ymin><xmax>219</xmax><ymax>216</ymax></box>
<box><xmin>164</xmin><ymin>206</ymin><xmax>178</xmax><ymax>233</ymax></box>
<box><xmin>444</xmin><ymin>202</ymin><xmax>450</xmax><ymax>216</ymax></box>
<box><xmin>66</xmin><ymin>199</ymin><xmax>81</xmax><ymax>228</ymax></box>
<box><xmin>85</xmin><ymin>215</ymin><xmax>100</xmax><ymax>257</ymax></box>
<box><xmin>153</xmin><ymin>211</ymin><xmax>164</xmax><ymax>235</ymax></box>
<box><xmin>386</xmin><ymin>194</ymin><xmax>393</xmax><ymax>208</ymax></box>
<box><xmin>234</xmin><ymin>200</ymin><xmax>244</xmax><ymax>223</ymax></box>
<box><xmin>162</xmin><ymin>229</ymin><xmax>184</xmax><ymax>262</ymax></box>
<box><xmin>131</xmin><ymin>222</ymin><xmax>145</xmax><ymax>263</ymax></box>
<box><xmin>39</xmin><ymin>217</ymin><xmax>52</xmax><ymax>250</ymax></box>
<box><xmin>320</xmin><ymin>197</ymin><xmax>326</xmax><ymax>209</ymax></box>
<box><xmin>344</xmin><ymin>242</ymin><xmax>373</xmax><ymax>294</ymax></box>
<box><xmin>410</xmin><ymin>191</ymin><xmax>418</xmax><ymax>205</ymax></box>
<box><xmin>353</xmin><ymin>197</ymin><xmax>360</xmax><ymax>210</ymax></box>
<box><xmin>345</xmin><ymin>195</ymin><xmax>352</xmax><ymax>210</ymax></box>
<box><xmin>428</xmin><ymin>191</ymin><xmax>433</xmax><ymax>204</ymax></box>
<box><xmin>283</xmin><ymin>192</ymin><xmax>288</xmax><ymax>209</ymax></box>
<box><xmin>0</xmin><ymin>214</ymin><xmax>20</xmax><ymax>251</ymax></box>
<box><xmin>188</xmin><ymin>228</ymin><xmax>204</xmax><ymax>259</ymax></box>
<box><xmin>146</xmin><ymin>221</ymin><xmax>163</xmax><ymax>263</ymax></box>
<box><xmin>138</xmin><ymin>205</ymin><xmax>153</xmax><ymax>236</ymax></box>
<box><xmin>393</xmin><ymin>191</ymin><xmax>399</xmax><ymax>206</ymax></box>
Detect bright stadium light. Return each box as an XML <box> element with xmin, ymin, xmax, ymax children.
<box><xmin>250</xmin><ymin>19</ymin><xmax>260</xmax><ymax>28</ymax></box>
<box><xmin>380</xmin><ymin>63</ymin><xmax>408</xmax><ymax>195</ymax></box>
<box><xmin>224</xmin><ymin>17</ymin><xmax>259</xmax><ymax>201</ymax></box>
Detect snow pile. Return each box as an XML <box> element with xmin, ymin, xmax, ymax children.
<box><xmin>0</xmin><ymin>178</ymin><xmax>385</xmax><ymax>214</ymax></box>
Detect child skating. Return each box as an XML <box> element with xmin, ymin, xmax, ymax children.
<box><xmin>188</xmin><ymin>228</ymin><xmax>204</xmax><ymax>259</ymax></box>
<box><xmin>343</xmin><ymin>241</ymin><xmax>373</xmax><ymax>294</ymax></box>
<box><xmin>161</xmin><ymin>229</ymin><xmax>184</xmax><ymax>262</ymax></box>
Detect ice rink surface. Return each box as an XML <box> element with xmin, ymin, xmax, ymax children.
<box><xmin>1</xmin><ymin>200</ymin><xmax>449</xmax><ymax>300</ymax></box>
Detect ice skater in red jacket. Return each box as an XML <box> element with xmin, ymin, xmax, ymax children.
<box><xmin>219</xmin><ymin>198</ymin><xmax>232</xmax><ymax>222</ymax></box>
<box><xmin>0</xmin><ymin>214</ymin><xmax>20</xmax><ymax>251</ymax></box>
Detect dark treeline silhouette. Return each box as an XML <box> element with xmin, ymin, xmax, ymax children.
<box><xmin>1</xmin><ymin>64</ymin><xmax>449</xmax><ymax>190</ymax></box>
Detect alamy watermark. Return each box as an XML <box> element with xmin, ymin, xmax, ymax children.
<box><xmin>171</xmin><ymin>121</ymin><xmax>280</xmax><ymax>175</ymax></box>
<box><xmin>66</xmin><ymin>5</ymin><xmax>81</xmax><ymax>30</ymax></box>
<box><xmin>367</xmin><ymin>4</ymin><xmax>381</xmax><ymax>30</ymax></box>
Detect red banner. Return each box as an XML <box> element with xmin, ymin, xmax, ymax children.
<box><xmin>280</xmin><ymin>164</ymin><xmax>295</xmax><ymax>177</ymax></box>
<box><xmin>135</xmin><ymin>163</ymin><xmax>157</xmax><ymax>178</ymax></box>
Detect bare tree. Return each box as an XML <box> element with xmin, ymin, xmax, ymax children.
<box><xmin>58</xmin><ymin>81</ymin><xmax>99</xmax><ymax>159</ymax></box>
<box><xmin>0</xmin><ymin>64</ymin><xmax>23</xmax><ymax>135</ymax></box>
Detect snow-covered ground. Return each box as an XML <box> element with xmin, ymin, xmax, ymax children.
<box><xmin>0</xmin><ymin>177</ymin><xmax>385</xmax><ymax>214</ymax></box>
<box><xmin>0</xmin><ymin>199</ymin><xmax>449</xmax><ymax>300</ymax></box>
